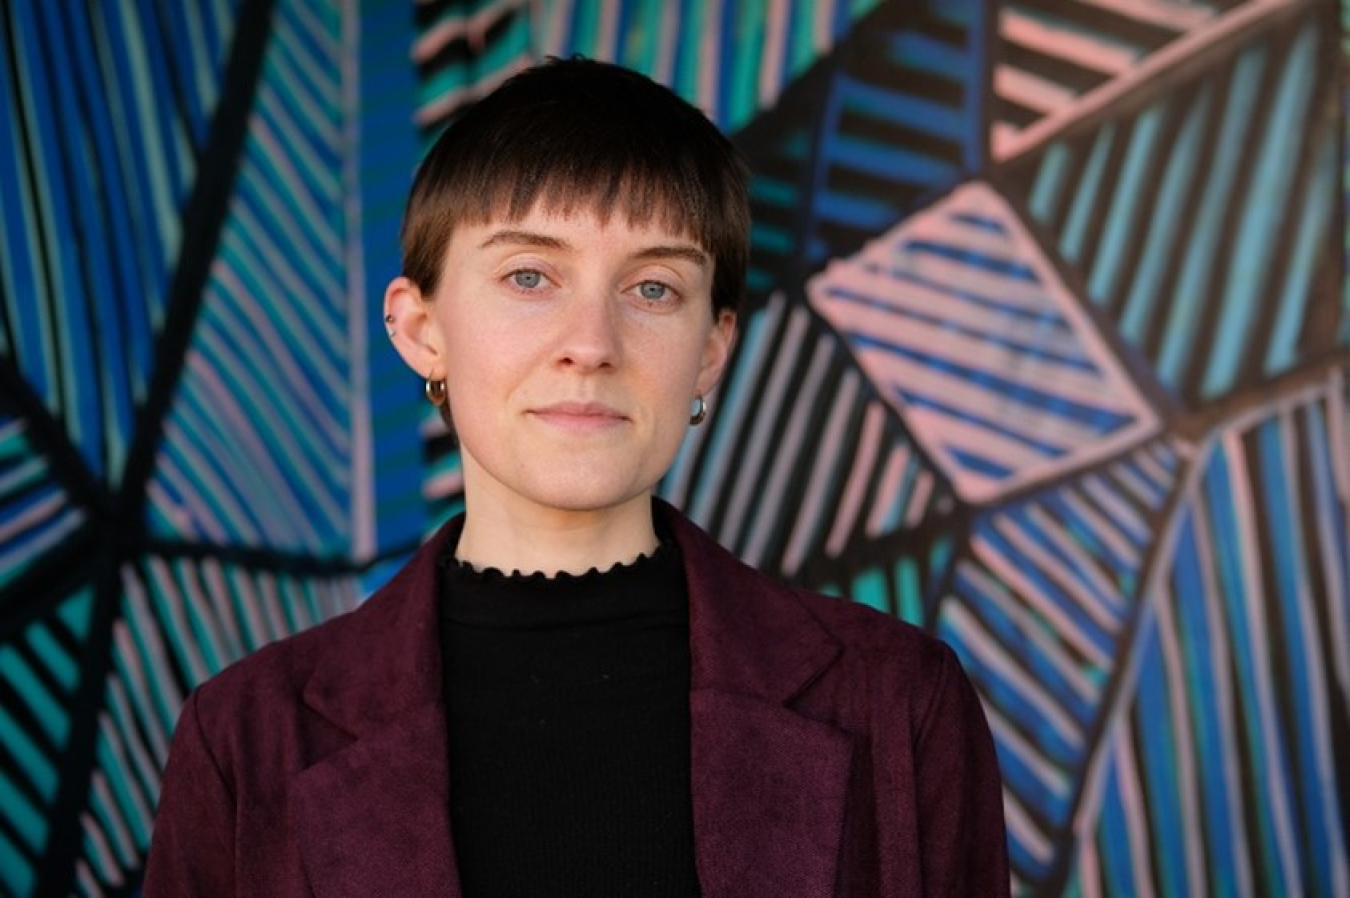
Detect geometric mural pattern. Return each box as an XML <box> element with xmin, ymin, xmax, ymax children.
<box><xmin>2</xmin><ymin>0</ymin><xmax>1348</xmax><ymax>895</ymax></box>
<box><xmin>0</xmin><ymin>1</ymin><xmax>381</xmax><ymax>894</ymax></box>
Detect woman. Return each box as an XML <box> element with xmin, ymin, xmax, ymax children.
<box><xmin>144</xmin><ymin>57</ymin><xmax>1009</xmax><ymax>896</ymax></box>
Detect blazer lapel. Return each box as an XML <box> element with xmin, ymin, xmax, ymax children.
<box><xmin>292</xmin><ymin>524</ymin><xmax>462</xmax><ymax>897</ymax></box>
<box><xmin>292</xmin><ymin>704</ymin><xmax>459</xmax><ymax>897</ymax></box>
<box><xmin>690</xmin><ymin>690</ymin><xmax>853</xmax><ymax>897</ymax></box>
<box><xmin>666</xmin><ymin>504</ymin><xmax>854</xmax><ymax>898</ymax></box>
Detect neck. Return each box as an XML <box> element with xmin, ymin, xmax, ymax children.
<box><xmin>455</xmin><ymin>492</ymin><xmax>660</xmax><ymax>577</ymax></box>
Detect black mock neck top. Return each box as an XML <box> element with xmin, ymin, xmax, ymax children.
<box><xmin>437</xmin><ymin>538</ymin><xmax>700</xmax><ymax>896</ymax></box>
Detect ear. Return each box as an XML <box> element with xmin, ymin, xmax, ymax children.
<box><xmin>694</xmin><ymin>309</ymin><xmax>737</xmax><ymax>396</ymax></box>
<box><xmin>384</xmin><ymin>276</ymin><xmax>445</xmax><ymax>380</ymax></box>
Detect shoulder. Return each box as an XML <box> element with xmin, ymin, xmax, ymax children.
<box><xmin>188</xmin><ymin>520</ymin><xmax>454</xmax><ymax>720</ymax></box>
<box><xmin>189</xmin><ymin>604</ymin><xmax>355</xmax><ymax>718</ymax></box>
<box><xmin>782</xmin><ymin>578</ymin><xmax>968</xmax><ymax>700</ymax></box>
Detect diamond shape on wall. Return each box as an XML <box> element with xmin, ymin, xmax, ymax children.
<box><xmin>809</xmin><ymin>180</ymin><xmax>1160</xmax><ymax>505</ymax></box>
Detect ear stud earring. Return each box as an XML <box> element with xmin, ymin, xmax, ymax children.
<box><xmin>690</xmin><ymin>394</ymin><xmax>708</xmax><ymax>426</ymax></box>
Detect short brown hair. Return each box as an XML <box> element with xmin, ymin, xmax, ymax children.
<box><xmin>399</xmin><ymin>57</ymin><xmax>750</xmax><ymax>318</ymax></box>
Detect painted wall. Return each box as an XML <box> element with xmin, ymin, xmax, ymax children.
<box><xmin>0</xmin><ymin>0</ymin><xmax>1346</xmax><ymax>894</ymax></box>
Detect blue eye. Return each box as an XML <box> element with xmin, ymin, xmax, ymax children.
<box><xmin>511</xmin><ymin>270</ymin><xmax>543</xmax><ymax>289</ymax></box>
<box><xmin>638</xmin><ymin>281</ymin><xmax>670</xmax><ymax>301</ymax></box>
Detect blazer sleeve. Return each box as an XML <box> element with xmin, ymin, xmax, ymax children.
<box><xmin>143</xmin><ymin>689</ymin><xmax>237</xmax><ymax>896</ymax></box>
<box><xmin>914</xmin><ymin>645</ymin><xmax>1010</xmax><ymax>896</ymax></box>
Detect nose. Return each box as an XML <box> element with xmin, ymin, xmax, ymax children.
<box><xmin>556</xmin><ymin>292</ymin><xmax>620</xmax><ymax>371</ymax></box>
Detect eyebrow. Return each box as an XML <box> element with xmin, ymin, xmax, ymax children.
<box><xmin>478</xmin><ymin>229</ymin><xmax>709</xmax><ymax>268</ymax></box>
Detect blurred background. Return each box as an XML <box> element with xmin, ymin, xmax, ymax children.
<box><xmin>0</xmin><ymin>0</ymin><xmax>1347</xmax><ymax>894</ymax></box>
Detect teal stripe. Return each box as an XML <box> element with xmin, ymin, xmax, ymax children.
<box><xmin>1266</xmin><ymin>125</ymin><xmax>1335</xmax><ymax>376</ymax></box>
<box><xmin>1087</xmin><ymin>105</ymin><xmax>1165</xmax><ymax>312</ymax></box>
<box><xmin>788</xmin><ymin>0</ymin><xmax>816</xmax><ymax>75</ymax></box>
<box><xmin>418</xmin><ymin>16</ymin><xmax>531</xmax><ymax>111</ymax></box>
<box><xmin>572</xmin><ymin>0</ymin><xmax>602</xmax><ymax>52</ymax></box>
<box><xmin>621</xmin><ymin>0</ymin><xmax>661</xmax><ymax>71</ymax></box>
<box><xmin>895</xmin><ymin>556</ymin><xmax>923</xmax><ymax>624</ymax></box>
<box><xmin>1204</xmin><ymin>23</ymin><xmax>1316</xmax><ymax>397</ymax></box>
<box><xmin>1159</xmin><ymin>42</ymin><xmax>1263</xmax><ymax>388</ymax></box>
<box><xmin>851</xmin><ymin>567</ymin><xmax>890</xmax><ymax>614</ymax></box>
<box><xmin>0</xmin><ymin>646</ymin><xmax>69</xmax><ymax>746</ymax></box>
<box><xmin>0</xmin><ymin>704</ymin><xmax>57</xmax><ymax>803</ymax></box>
<box><xmin>1028</xmin><ymin>143</ymin><xmax>1069</xmax><ymax>226</ymax></box>
<box><xmin>728</xmin><ymin>0</ymin><xmax>764</xmax><ymax>127</ymax></box>
<box><xmin>1119</xmin><ymin>88</ymin><xmax>1208</xmax><ymax>346</ymax></box>
<box><xmin>56</xmin><ymin>587</ymin><xmax>94</xmax><ymax>640</ymax></box>
<box><xmin>0</xmin><ymin>826</ymin><xmax>35</xmax><ymax>895</ymax></box>
<box><xmin>673</xmin><ymin>0</ymin><xmax>705</xmax><ymax>102</ymax></box>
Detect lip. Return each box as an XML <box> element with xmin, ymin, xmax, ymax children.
<box><xmin>529</xmin><ymin>401</ymin><xmax>628</xmax><ymax>431</ymax></box>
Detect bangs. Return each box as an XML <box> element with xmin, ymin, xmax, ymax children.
<box><xmin>462</xmin><ymin>164</ymin><xmax>709</xmax><ymax>244</ymax></box>
<box><xmin>400</xmin><ymin>58</ymin><xmax>748</xmax><ymax>313</ymax></box>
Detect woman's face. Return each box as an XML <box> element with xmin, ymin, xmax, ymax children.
<box><xmin>389</xmin><ymin>205</ymin><xmax>735</xmax><ymax>530</ymax></box>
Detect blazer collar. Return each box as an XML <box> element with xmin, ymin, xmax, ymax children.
<box><xmin>295</xmin><ymin>502</ymin><xmax>853</xmax><ymax>897</ymax></box>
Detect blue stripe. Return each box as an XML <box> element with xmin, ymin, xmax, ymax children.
<box><xmin>1098</xmin><ymin>756</ymin><xmax>1141</xmax><ymax>895</ymax></box>
<box><xmin>1203</xmin><ymin>447</ymin><xmax>1289</xmax><ymax>894</ymax></box>
<box><xmin>1136</xmin><ymin>622</ymin><xmax>1191</xmax><ymax>896</ymax></box>
<box><xmin>1259</xmin><ymin>419</ymin><xmax>1335</xmax><ymax>893</ymax></box>
<box><xmin>838</xmin><ymin>77</ymin><xmax>966</xmax><ymax>142</ymax></box>
<box><xmin>825</xmin><ymin>286</ymin><xmax>1094</xmax><ymax>371</ymax></box>
<box><xmin>907</xmin><ymin>238</ymin><xmax>1039</xmax><ymax>282</ymax></box>
<box><xmin>877</xmin><ymin>266</ymin><xmax>1073</xmax><ymax>326</ymax></box>
<box><xmin>980</xmin><ymin>514</ymin><xmax>1115</xmax><ymax>668</ymax></box>
<box><xmin>1169</xmin><ymin>513</ymin><xmax>1242</xmax><ymax>894</ymax></box>
<box><xmin>1009</xmin><ymin>500</ymin><xmax>1125</xmax><ymax>629</ymax></box>
<box><xmin>853</xmin><ymin>333</ymin><xmax>1139</xmax><ymax>431</ymax></box>
<box><xmin>882</xmin><ymin>30</ymin><xmax>972</xmax><ymax>82</ymax></box>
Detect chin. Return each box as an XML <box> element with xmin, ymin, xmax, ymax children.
<box><xmin>522</xmin><ymin>475</ymin><xmax>651</xmax><ymax>516</ymax></box>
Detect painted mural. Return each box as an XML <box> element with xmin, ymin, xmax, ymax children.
<box><xmin>0</xmin><ymin>0</ymin><xmax>1346</xmax><ymax>895</ymax></box>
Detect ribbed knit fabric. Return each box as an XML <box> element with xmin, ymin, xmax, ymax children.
<box><xmin>437</xmin><ymin>539</ymin><xmax>700</xmax><ymax>897</ymax></box>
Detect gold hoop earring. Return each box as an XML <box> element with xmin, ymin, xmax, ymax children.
<box><xmin>689</xmin><ymin>394</ymin><xmax>708</xmax><ymax>426</ymax></box>
<box><xmin>425</xmin><ymin>379</ymin><xmax>447</xmax><ymax>407</ymax></box>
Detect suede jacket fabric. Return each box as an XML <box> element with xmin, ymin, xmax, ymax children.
<box><xmin>144</xmin><ymin>503</ymin><xmax>1010</xmax><ymax>897</ymax></box>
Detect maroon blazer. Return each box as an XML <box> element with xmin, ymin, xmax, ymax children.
<box><xmin>144</xmin><ymin>504</ymin><xmax>1009</xmax><ymax>896</ymax></box>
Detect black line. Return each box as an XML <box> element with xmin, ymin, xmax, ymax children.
<box><xmin>113</xmin><ymin>0</ymin><xmax>276</xmax><ymax>539</ymax></box>
<box><xmin>33</xmin><ymin>1</ymin><xmax>278</xmax><ymax>894</ymax></box>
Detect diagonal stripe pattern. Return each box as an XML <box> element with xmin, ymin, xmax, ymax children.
<box><xmin>936</xmin><ymin>437</ymin><xmax>1183</xmax><ymax>887</ymax></box>
<box><xmin>992</xmin><ymin>0</ymin><xmax>1297</xmax><ymax>161</ymax></box>
<box><xmin>1071</xmin><ymin>373</ymin><xmax>1350</xmax><ymax>898</ymax></box>
<box><xmin>1010</xmin><ymin>3</ymin><xmax>1341</xmax><ymax>406</ymax></box>
<box><xmin>660</xmin><ymin>291</ymin><xmax>955</xmax><ymax>579</ymax></box>
<box><xmin>0</xmin><ymin>412</ymin><xmax>85</xmax><ymax>591</ymax></box>
<box><xmin>811</xmin><ymin>180</ymin><xmax>1160</xmax><ymax>505</ymax></box>
<box><xmin>70</xmin><ymin>557</ymin><xmax>358</xmax><ymax>894</ymax></box>
<box><xmin>146</xmin><ymin>1</ymin><xmax>357</xmax><ymax>555</ymax></box>
<box><xmin>741</xmin><ymin>0</ymin><xmax>988</xmax><ymax>301</ymax></box>
<box><xmin>0</xmin><ymin>1</ymin><xmax>236</xmax><ymax>483</ymax></box>
<box><xmin>0</xmin><ymin>589</ymin><xmax>95</xmax><ymax>898</ymax></box>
